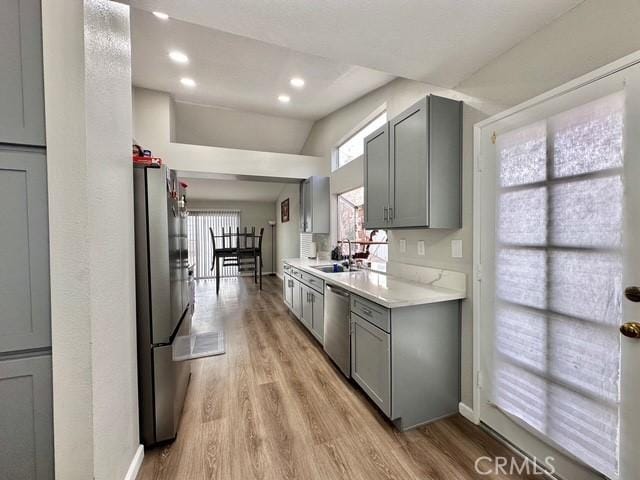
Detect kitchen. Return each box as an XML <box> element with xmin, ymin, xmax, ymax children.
<box><xmin>2</xmin><ymin>1</ymin><xmax>640</xmax><ymax>480</ymax></box>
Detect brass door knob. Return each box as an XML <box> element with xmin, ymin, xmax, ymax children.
<box><xmin>620</xmin><ymin>322</ymin><xmax>640</xmax><ymax>338</ymax></box>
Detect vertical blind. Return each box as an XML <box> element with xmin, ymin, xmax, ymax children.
<box><xmin>187</xmin><ymin>210</ymin><xmax>240</xmax><ymax>279</ymax></box>
<box><xmin>493</xmin><ymin>92</ymin><xmax>624</xmax><ymax>478</ymax></box>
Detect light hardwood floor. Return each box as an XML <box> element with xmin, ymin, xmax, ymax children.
<box><xmin>138</xmin><ymin>276</ymin><xmax>543</xmax><ymax>480</ymax></box>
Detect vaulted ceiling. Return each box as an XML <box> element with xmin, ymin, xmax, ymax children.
<box><xmin>126</xmin><ymin>0</ymin><xmax>583</xmax><ymax>89</ymax></box>
<box><xmin>130</xmin><ymin>8</ymin><xmax>395</xmax><ymax>120</ymax></box>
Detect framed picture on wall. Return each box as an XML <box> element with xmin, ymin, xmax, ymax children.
<box><xmin>281</xmin><ymin>198</ymin><xmax>290</xmax><ymax>223</ymax></box>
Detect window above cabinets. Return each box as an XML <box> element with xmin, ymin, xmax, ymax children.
<box><xmin>334</xmin><ymin>112</ymin><xmax>387</xmax><ymax>171</ymax></box>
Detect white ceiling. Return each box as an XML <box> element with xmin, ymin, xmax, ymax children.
<box><xmin>126</xmin><ymin>0</ymin><xmax>583</xmax><ymax>89</ymax></box>
<box><xmin>184</xmin><ymin>178</ymin><xmax>287</xmax><ymax>203</ymax></box>
<box><xmin>130</xmin><ymin>8</ymin><xmax>395</xmax><ymax>120</ymax></box>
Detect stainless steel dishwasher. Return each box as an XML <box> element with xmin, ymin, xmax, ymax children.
<box><xmin>324</xmin><ymin>284</ymin><xmax>351</xmax><ymax>377</ymax></box>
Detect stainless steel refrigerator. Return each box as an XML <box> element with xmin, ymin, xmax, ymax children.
<box><xmin>133</xmin><ymin>164</ymin><xmax>191</xmax><ymax>445</ymax></box>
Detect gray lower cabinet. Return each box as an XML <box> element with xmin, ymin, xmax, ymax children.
<box><xmin>301</xmin><ymin>285</ymin><xmax>324</xmax><ymax>342</ymax></box>
<box><xmin>292</xmin><ymin>279</ymin><xmax>303</xmax><ymax>319</ymax></box>
<box><xmin>310</xmin><ymin>290</ymin><xmax>324</xmax><ymax>342</ymax></box>
<box><xmin>0</xmin><ymin>354</ymin><xmax>54</xmax><ymax>480</ymax></box>
<box><xmin>364</xmin><ymin>94</ymin><xmax>462</xmax><ymax>229</ymax></box>
<box><xmin>0</xmin><ymin>0</ymin><xmax>45</xmax><ymax>146</ymax></box>
<box><xmin>0</xmin><ymin>148</ymin><xmax>51</xmax><ymax>353</ymax></box>
<box><xmin>350</xmin><ymin>313</ymin><xmax>391</xmax><ymax>416</ymax></box>
<box><xmin>350</xmin><ymin>293</ymin><xmax>460</xmax><ymax>430</ymax></box>
<box><xmin>301</xmin><ymin>285</ymin><xmax>314</xmax><ymax>331</ymax></box>
<box><xmin>283</xmin><ymin>264</ymin><xmax>325</xmax><ymax>344</ymax></box>
<box><xmin>283</xmin><ymin>274</ymin><xmax>293</xmax><ymax>308</ymax></box>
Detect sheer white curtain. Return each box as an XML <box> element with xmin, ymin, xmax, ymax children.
<box><xmin>187</xmin><ymin>210</ymin><xmax>240</xmax><ymax>279</ymax></box>
<box><xmin>492</xmin><ymin>92</ymin><xmax>624</xmax><ymax>478</ymax></box>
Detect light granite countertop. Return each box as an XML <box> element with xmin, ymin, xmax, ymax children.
<box><xmin>283</xmin><ymin>258</ymin><xmax>466</xmax><ymax>309</ymax></box>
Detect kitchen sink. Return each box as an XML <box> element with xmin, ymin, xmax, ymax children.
<box><xmin>311</xmin><ymin>264</ymin><xmax>361</xmax><ymax>274</ymax></box>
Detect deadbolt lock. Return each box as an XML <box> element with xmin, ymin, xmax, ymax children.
<box><xmin>624</xmin><ymin>286</ymin><xmax>640</xmax><ymax>302</ymax></box>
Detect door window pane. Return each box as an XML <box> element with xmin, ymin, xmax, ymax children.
<box><xmin>492</xmin><ymin>92</ymin><xmax>624</xmax><ymax>478</ymax></box>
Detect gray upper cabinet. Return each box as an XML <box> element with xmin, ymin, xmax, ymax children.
<box><xmin>363</xmin><ymin>124</ymin><xmax>389</xmax><ymax>229</ymax></box>
<box><xmin>0</xmin><ymin>0</ymin><xmax>46</xmax><ymax>146</ymax></box>
<box><xmin>390</xmin><ymin>98</ymin><xmax>429</xmax><ymax>228</ymax></box>
<box><xmin>0</xmin><ymin>354</ymin><xmax>54</xmax><ymax>480</ymax></box>
<box><xmin>364</xmin><ymin>95</ymin><xmax>461</xmax><ymax>229</ymax></box>
<box><xmin>299</xmin><ymin>176</ymin><xmax>330</xmax><ymax>234</ymax></box>
<box><xmin>0</xmin><ymin>148</ymin><xmax>50</xmax><ymax>353</ymax></box>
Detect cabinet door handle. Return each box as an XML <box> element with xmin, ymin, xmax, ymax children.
<box><xmin>388</xmin><ymin>206</ymin><xmax>394</xmax><ymax>220</ymax></box>
<box><xmin>310</xmin><ymin>293</ymin><xmax>314</xmax><ymax>303</ymax></box>
<box><xmin>384</xmin><ymin>207</ymin><xmax>388</xmax><ymax>221</ymax></box>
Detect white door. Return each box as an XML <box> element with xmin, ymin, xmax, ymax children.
<box><xmin>476</xmin><ymin>57</ymin><xmax>640</xmax><ymax>480</ymax></box>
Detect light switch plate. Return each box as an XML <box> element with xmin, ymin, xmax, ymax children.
<box><xmin>399</xmin><ymin>239</ymin><xmax>407</xmax><ymax>253</ymax></box>
<box><xmin>417</xmin><ymin>240</ymin><xmax>425</xmax><ymax>256</ymax></box>
<box><xmin>451</xmin><ymin>239</ymin><xmax>463</xmax><ymax>258</ymax></box>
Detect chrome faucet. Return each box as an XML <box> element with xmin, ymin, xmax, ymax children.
<box><xmin>342</xmin><ymin>238</ymin><xmax>353</xmax><ymax>270</ymax></box>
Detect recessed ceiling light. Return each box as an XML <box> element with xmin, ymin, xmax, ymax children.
<box><xmin>180</xmin><ymin>77</ymin><xmax>196</xmax><ymax>88</ymax></box>
<box><xmin>278</xmin><ymin>94</ymin><xmax>291</xmax><ymax>103</ymax></box>
<box><xmin>290</xmin><ymin>77</ymin><xmax>305</xmax><ymax>88</ymax></box>
<box><xmin>169</xmin><ymin>51</ymin><xmax>189</xmax><ymax>64</ymax></box>
<box><xmin>152</xmin><ymin>11</ymin><xmax>169</xmax><ymax>20</ymax></box>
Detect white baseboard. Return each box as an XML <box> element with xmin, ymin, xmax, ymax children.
<box><xmin>459</xmin><ymin>402</ymin><xmax>479</xmax><ymax>424</ymax></box>
<box><xmin>124</xmin><ymin>444</ymin><xmax>144</xmax><ymax>480</ymax></box>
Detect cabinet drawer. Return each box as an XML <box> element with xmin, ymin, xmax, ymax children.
<box><xmin>290</xmin><ymin>267</ymin><xmax>303</xmax><ymax>279</ymax></box>
<box><xmin>283</xmin><ymin>263</ymin><xmax>292</xmax><ymax>274</ymax></box>
<box><xmin>300</xmin><ymin>271</ymin><xmax>324</xmax><ymax>294</ymax></box>
<box><xmin>351</xmin><ymin>294</ymin><xmax>390</xmax><ymax>333</ymax></box>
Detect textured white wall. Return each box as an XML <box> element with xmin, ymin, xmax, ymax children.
<box><xmin>173</xmin><ymin>101</ymin><xmax>314</xmax><ymax>154</ymax></box>
<box><xmin>455</xmin><ymin>0</ymin><xmax>640</xmax><ymax>106</ymax></box>
<box><xmin>275</xmin><ymin>184</ymin><xmax>301</xmax><ymax>277</ymax></box>
<box><xmin>43</xmin><ymin>1</ymin><xmax>139</xmax><ymax>479</ymax></box>
<box><xmin>42</xmin><ymin>1</ymin><xmax>94</xmax><ymax>477</ymax></box>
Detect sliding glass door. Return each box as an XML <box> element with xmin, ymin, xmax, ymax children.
<box><xmin>476</xmin><ymin>59</ymin><xmax>640</xmax><ymax>480</ymax></box>
<box><xmin>187</xmin><ymin>210</ymin><xmax>240</xmax><ymax>279</ymax></box>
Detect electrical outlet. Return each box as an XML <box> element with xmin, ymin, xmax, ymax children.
<box><xmin>451</xmin><ymin>239</ymin><xmax>463</xmax><ymax>258</ymax></box>
<box><xmin>417</xmin><ymin>240</ymin><xmax>425</xmax><ymax>256</ymax></box>
<box><xmin>399</xmin><ymin>239</ymin><xmax>407</xmax><ymax>253</ymax></box>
